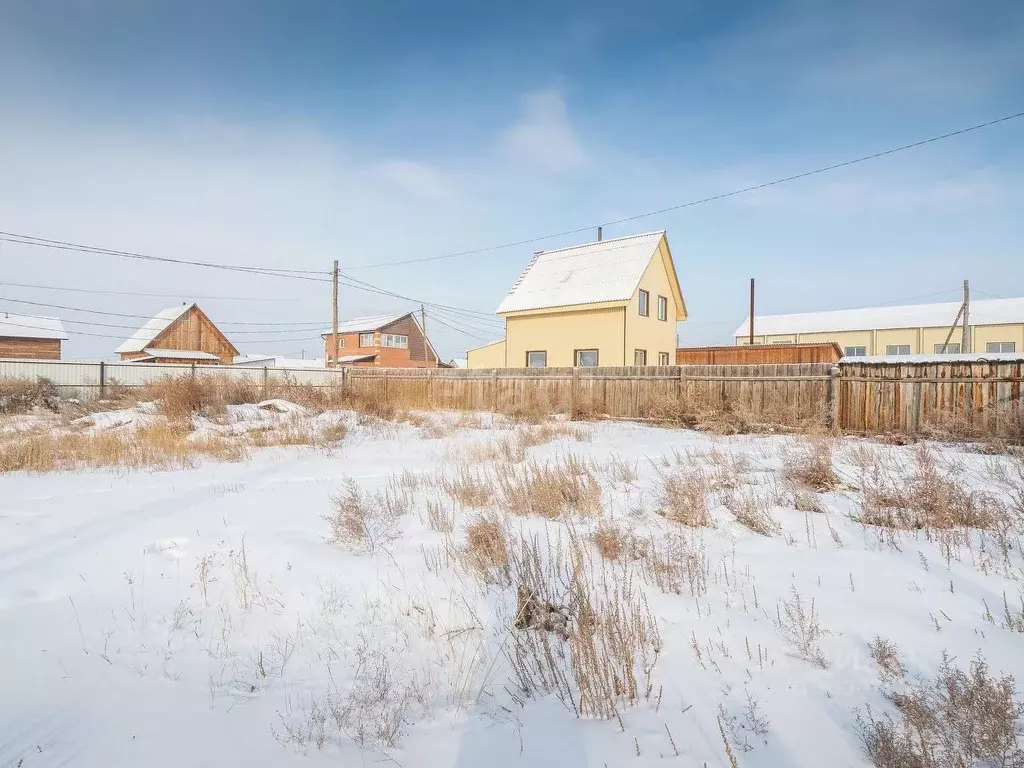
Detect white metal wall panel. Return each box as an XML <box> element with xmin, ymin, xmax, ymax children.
<box><xmin>0</xmin><ymin>358</ymin><xmax>101</xmax><ymax>386</ymax></box>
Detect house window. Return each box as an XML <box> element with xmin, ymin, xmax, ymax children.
<box><xmin>382</xmin><ymin>334</ymin><xmax>408</xmax><ymax>348</ymax></box>
<box><xmin>574</xmin><ymin>349</ymin><xmax>599</xmax><ymax>367</ymax></box>
<box><xmin>658</xmin><ymin>352</ymin><xmax>670</xmax><ymax>366</ymax></box>
<box><xmin>526</xmin><ymin>350</ymin><xmax>547</xmax><ymax>368</ymax></box>
<box><xmin>934</xmin><ymin>343</ymin><xmax>961</xmax><ymax>354</ymax></box>
<box><xmin>885</xmin><ymin>344</ymin><xmax>911</xmax><ymax>355</ymax></box>
<box><xmin>634</xmin><ymin>349</ymin><xmax>647</xmax><ymax>366</ymax></box>
<box><xmin>657</xmin><ymin>296</ymin><xmax>668</xmax><ymax>322</ymax></box>
<box><xmin>359</xmin><ymin>333</ymin><xmax>375</xmax><ymax>348</ymax></box>
<box><xmin>844</xmin><ymin>346</ymin><xmax>867</xmax><ymax>357</ymax></box>
<box><xmin>986</xmin><ymin>341</ymin><xmax>1016</xmax><ymax>353</ymax></box>
<box><xmin>638</xmin><ymin>290</ymin><xmax>649</xmax><ymax>317</ymax></box>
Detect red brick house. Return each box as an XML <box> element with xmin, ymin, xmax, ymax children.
<box><xmin>321</xmin><ymin>312</ymin><xmax>439</xmax><ymax>367</ymax></box>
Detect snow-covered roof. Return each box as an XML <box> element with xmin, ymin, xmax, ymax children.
<box><xmin>449</xmin><ymin>358</ymin><xmax>468</xmax><ymax>368</ymax></box>
<box><xmin>496</xmin><ymin>231</ymin><xmax>669</xmax><ymax>315</ymax></box>
<box><xmin>735</xmin><ymin>297</ymin><xmax>1024</xmax><ymax>338</ymax></box>
<box><xmin>0</xmin><ymin>313</ymin><xmax>68</xmax><ymax>340</ymax></box>
<box><xmin>840</xmin><ymin>351</ymin><xmax>1024</xmax><ymax>365</ymax></box>
<box><xmin>136</xmin><ymin>348</ymin><xmax>221</xmax><ymax>361</ymax></box>
<box><xmin>321</xmin><ymin>313</ymin><xmax>408</xmax><ymax>336</ymax></box>
<box><xmin>336</xmin><ymin>353</ymin><xmax>376</xmax><ymax>364</ymax></box>
<box><xmin>116</xmin><ymin>304</ymin><xmax>194</xmax><ymax>353</ymax></box>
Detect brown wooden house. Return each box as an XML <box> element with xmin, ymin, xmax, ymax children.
<box><xmin>321</xmin><ymin>312</ymin><xmax>439</xmax><ymax>367</ymax></box>
<box><xmin>0</xmin><ymin>313</ymin><xmax>67</xmax><ymax>360</ymax></box>
<box><xmin>116</xmin><ymin>303</ymin><xmax>238</xmax><ymax>364</ymax></box>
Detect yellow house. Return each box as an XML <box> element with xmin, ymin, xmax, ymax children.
<box><xmin>467</xmin><ymin>231</ymin><xmax>687</xmax><ymax>368</ymax></box>
<box><xmin>735</xmin><ymin>298</ymin><xmax>1024</xmax><ymax>356</ymax></box>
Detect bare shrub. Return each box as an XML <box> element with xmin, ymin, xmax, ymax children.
<box><xmin>604</xmin><ymin>454</ymin><xmax>638</xmax><ymax>484</ymax></box>
<box><xmin>784</xmin><ymin>440</ymin><xmax>840</xmax><ymax>492</ymax></box>
<box><xmin>324</xmin><ymin>479</ymin><xmax>405</xmax><ymax>554</ymax></box>
<box><xmin>868</xmin><ymin>636</ymin><xmax>906</xmax><ymax>683</ymax></box>
<box><xmin>497</xmin><ymin>455</ymin><xmax>602</xmax><ymax>519</ymax></box>
<box><xmin>859</xmin><ymin>651</ymin><xmax>1024</xmax><ymax>768</ymax></box>
<box><xmin>502</xmin><ymin>400</ymin><xmax>549</xmax><ymax>425</ymax></box>
<box><xmin>655</xmin><ymin>466</ymin><xmax>711</xmax><ymax>527</ymax></box>
<box><xmin>141</xmin><ymin>375</ymin><xmax>230</xmax><ymax>419</ymax></box>
<box><xmin>775</xmin><ymin>587</ymin><xmax>828</xmax><ymax>668</ymax></box>
<box><xmin>0</xmin><ymin>377</ymin><xmax>60</xmax><ymax>413</ymax></box>
<box><xmin>593</xmin><ymin>522</ymin><xmax>624</xmax><ymax>561</ymax></box>
<box><xmin>424</xmin><ymin>497</ymin><xmax>454</xmax><ymax>534</ymax></box>
<box><xmin>859</xmin><ymin>444</ymin><xmax>1008</xmax><ymax>532</ymax></box>
<box><xmin>440</xmin><ymin>467</ymin><xmax>494</xmax><ymax>508</ymax></box>
<box><xmin>724</xmin><ymin>489</ymin><xmax>781</xmax><ymax>536</ymax></box>
<box><xmin>633</xmin><ymin>531</ymin><xmax>710</xmax><ymax>597</ymax></box>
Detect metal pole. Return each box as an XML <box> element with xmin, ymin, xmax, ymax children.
<box><xmin>748</xmin><ymin>278</ymin><xmax>755</xmax><ymax>345</ymax></box>
<box><xmin>331</xmin><ymin>260</ymin><xmax>339</xmax><ymax>367</ymax></box>
<box><xmin>597</xmin><ymin>226</ymin><xmax>603</xmax><ymax>241</ymax></box>
<box><xmin>961</xmin><ymin>279</ymin><xmax>970</xmax><ymax>353</ymax></box>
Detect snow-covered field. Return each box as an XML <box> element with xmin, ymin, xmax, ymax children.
<box><xmin>2</xmin><ymin>407</ymin><xmax>1023</xmax><ymax>767</ymax></box>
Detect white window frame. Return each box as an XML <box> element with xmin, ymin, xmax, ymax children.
<box><xmin>634</xmin><ymin>349</ymin><xmax>647</xmax><ymax>366</ymax></box>
<box><xmin>638</xmin><ymin>290</ymin><xmax>649</xmax><ymax>317</ymax></box>
<box><xmin>382</xmin><ymin>333</ymin><xmax>408</xmax><ymax>349</ymax></box>
<box><xmin>844</xmin><ymin>346</ymin><xmax>867</xmax><ymax>357</ymax></box>
<box><xmin>358</xmin><ymin>332</ymin><xmax>375</xmax><ymax>348</ymax></box>
<box><xmin>526</xmin><ymin>350</ymin><xmax>547</xmax><ymax>368</ymax></box>
<box><xmin>885</xmin><ymin>344</ymin><xmax>911</xmax><ymax>355</ymax></box>
<box><xmin>934</xmin><ymin>343</ymin><xmax>961</xmax><ymax>354</ymax></box>
<box><xmin>574</xmin><ymin>349</ymin><xmax>599</xmax><ymax>367</ymax></box>
<box><xmin>986</xmin><ymin>341</ymin><xmax>1016</xmax><ymax>353</ymax></box>
<box><xmin>657</xmin><ymin>295</ymin><xmax>668</xmax><ymax>322</ymax></box>
<box><xmin>658</xmin><ymin>352</ymin><xmax>670</xmax><ymax>366</ymax></box>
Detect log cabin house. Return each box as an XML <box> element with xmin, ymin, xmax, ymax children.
<box><xmin>115</xmin><ymin>303</ymin><xmax>238</xmax><ymax>364</ymax></box>
<box><xmin>0</xmin><ymin>313</ymin><xmax>68</xmax><ymax>360</ymax></box>
<box><xmin>321</xmin><ymin>312</ymin><xmax>439</xmax><ymax>367</ymax></box>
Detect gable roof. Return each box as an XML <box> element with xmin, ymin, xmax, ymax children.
<box><xmin>0</xmin><ymin>313</ymin><xmax>68</xmax><ymax>340</ymax></box>
<box><xmin>116</xmin><ymin>304</ymin><xmax>194</xmax><ymax>353</ymax></box>
<box><xmin>321</xmin><ymin>312</ymin><xmax>408</xmax><ymax>336</ymax></box>
<box><xmin>134</xmin><ymin>348</ymin><xmax>222</xmax><ymax>362</ymax></box>
<box><xmin>495</xmin><ymin>231</ymin><xmax>682</xmax><ymax>315</ymax></box>
<box><xmin>734</xmin><ymin>297</ymin><xmax>1024</xmax><ymax>338</ymax></box>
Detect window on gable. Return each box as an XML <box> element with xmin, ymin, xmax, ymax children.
<box><xmin>359</xmin><ymin>333</ymin><xmax>374</xmax><ymax>348</ymax></box>
<box><xmin>382</xmin><ymin>334</ymin><xmax>408</xmax><ymax>349</ymax></box>
<box><xmin>526</xmin><ymin>350</ymin><xmax>547</xmax><ymax>368</ymax></box>
<box><xmin>986</xmin><ymin>341</ymin><xmax>1016</xmax><ymax>353</ymax></box>
<box><xmin>657</xmin><ymin>296</ymin><xmax>668</xmax><ymax>322</ymax></box>
<box><xmin>638</xmin><ymin>290</ymin><xmax>649</xmax><ymax>317</ymax></box>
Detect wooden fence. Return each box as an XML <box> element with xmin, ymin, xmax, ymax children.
<box><xmin>839</xmin><ymin>357</ymin><xmax>1024</xmax><ymax>436</ymax></box>
<box><xmin>676</xmin><ymin>343</ymin><xmax>843</xmax><ymax>365</ymax></box>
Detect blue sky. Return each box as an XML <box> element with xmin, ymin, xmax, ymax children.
<box><xmin>1</xmin><ymin>0</ymin><xmax>1022</xmax><ymax>359</ymax></box>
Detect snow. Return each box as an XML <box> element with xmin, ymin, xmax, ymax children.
<box><xmin>734</xmin><ymin>296</ymin><xmax>1024</xmax><ymax>337</ymax></box>
<box><xmin>319</xmin><ymin>312</ymin><xmax>407</xmax><ymax>336</ymax></box>
<box><xmin>135</xmin><ymin>348</ymin><xmax>222</xmax><ymax>361</ymax></box>
<box><xmin>234</xmin><ymin>355</ymin><xmax>326</xmax><ymax>368</ymax></box>
<box><xmin>841</xmin><ymin>351</ymin><xmax>1024</xmax><ymax>364</ymax></box>
<box><xmin>2</xmin><ymin>414</ymin><xmax>1023</xmax><ymax>767</ymax></box>
<box><xmin>0</xmin><ymin>312</ymin><xmax>68</xmax><ymax>340</ymax></box>
<box><xmin>496</xmin><ymin>231</ymin><xmax>666</xmax><ymax>314</ymax></box>
<box><xmin>256</xmin><ymin>399</ymin><xmax>309</xmax><ymax>415</ymax></box>
<box><xmin>115</xmin><ymin>304</ymin><xmax>194</xmax><ymax>354</ymax></box>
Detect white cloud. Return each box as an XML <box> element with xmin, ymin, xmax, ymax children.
<box><xmin>371</xmin><ymin>160</ymin><xmax>456</xmax><ymax>205</ymax></box>
<box><xmin>499</xmin><ymin>88</ymin><xmax>588</xmax><ymax>173</ymax></box>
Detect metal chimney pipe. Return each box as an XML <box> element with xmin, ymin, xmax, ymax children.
<box><xmin>597</xmin><ymin>226</ymin><xmax>603</xmax><ymax>241</ymax></box>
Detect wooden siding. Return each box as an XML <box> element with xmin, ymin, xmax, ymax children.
<box><xmin>0</xmin><ymin>337</ymin><xmax>61</xmax><ymax>360</ymax></box>
<box><xmin>120</xmin><ymin>305</ymin><xmax>237</xmax><ymax>364</ymax></box>
<box><xmin>677</xmin><ymin>343</ymin><xmax>843</xmax><ymax>365</ymax></box>
<box><xmin>838</xmin><ymin>359</ymin><xmax>1024</xmax><ymax>436</ymax></box>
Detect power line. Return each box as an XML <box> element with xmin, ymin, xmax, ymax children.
<box><xmin>0</xmin><ymin>280</ymin><xmax>308</xmax><ymax>302</ymax></box>
<box><xmin>426</xmin><ymin>313</ymin><xmax>494</xmax><ymax>343</ymax></box>
<box><xmin>343</xmin><ymin>109</ymin><xmax>1024</xmax><ymax>269</ymax></box>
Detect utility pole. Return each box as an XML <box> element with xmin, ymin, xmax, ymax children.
<box><xmin>331</xmin><ymin>260</ymin><xmax>339</xmax><ymax>367</ymax></box>
<box><xmin>961</xmin><ymin>279</ymin><xmax>970</xmax><ymax>353</ymax></box>
<box><xmin>420</xmin><ymin>303</ymin><xmax>426</xmax><ymax>335</ymax></box>
<box><xmin>748</xmin><ymin>278</ymin><xmax>755</xmax><ymax>345</ymax></box>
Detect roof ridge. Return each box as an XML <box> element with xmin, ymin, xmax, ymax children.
<box><xmin>536</xmin><ymin>230</ymin><xmax>665</xmax><ymax>255</ymax></box>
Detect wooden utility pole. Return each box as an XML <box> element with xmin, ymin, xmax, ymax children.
<box><xmin>420</xmin><ymin>303</ymin><xmax>426</xmax><ymax>335</ymax></box>
<box><xmin>331</xmin><ymin>260</ymin><xmax>339</xmax><ymax>367</ymax></box>
<box><xmin>961</xmin><ymin>279</ymin><xmax>970</xmax><ymax>353</ymax></box>
<box><xmin>748</xmin><ymin>278</ymin><xmax>755</xmax><ymax>345</ymax></box>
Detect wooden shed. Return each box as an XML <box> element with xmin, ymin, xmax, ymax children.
<box><xmin>0</xmin><ymin>313</ymin><xmax>68</xmax><ymax>360</ymax></box>
<box><xmin>676</xmin><ymin>342</ymin><xmax>843</xmax><ymax>365</ymax></box>
<box><xmin>115</xmin><ymin>303</ymin><xmax>238</xmax><ymax>364</ymax></box>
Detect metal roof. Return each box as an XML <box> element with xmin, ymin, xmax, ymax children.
<box><xmin>116</xmin><ymin>304</ymin><xmax>194</xmax><ymax>353</ymax></box>
<box><xmin>0</xmin><ymin>313</ymin><xmax>68</xmax><ymax>340</ymax></box>
<box><xmin>336</xmin><ymin>353</ymin><xmax>376</xmax><ymax>364</ymax></box>
<box><xmin>735</xmin><ymin>297</ymin><xmax>1024</xmax><ymax>338</ymax></box>
<box><xmin>321</xmin><ymin>312</ymin><xmax>408</xmax><ymax>336</ymax></box>
<box><xmin>136</xmin><ymin>348</ymin><xmax>221</xmax><ymax>361</ymax></box>
<box><xmin>496</xmin><ymin>231</ymin><xmax>667</xmax><ymax>314</ymax></box>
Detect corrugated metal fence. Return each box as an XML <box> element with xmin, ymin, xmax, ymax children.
<box><xmin>3</xmin><ymin>357</ymin><xmax>1022</xmax><ymax>435</ymax></box>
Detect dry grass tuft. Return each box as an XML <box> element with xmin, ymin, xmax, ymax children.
<box><xmin>440</xmin><ymin>467</ymin><xmax>495</xmax><ymax>508</ymax></box>
<box><xmin>859</xmin><ymin>651</ymin><xmax>1024</xmax><ymax>768</ymax></box>
<box><xmin>593</xmin><ymin>522</ymin><xmax>624</xmax><ymax>561</ymax></box>
<box><xmin>655</xmin><ymin>466</ymin><xmax>711</xmax><ymax>527</ymax></box>
<box><xmin>0</xmin><ymin>377</ymin><xmax>60</xmax><ymax>413</ymax></box>
<box><xmin>775</xmin><ymin>586</ymin><xmax>828</xmax><ymax>668</ymax></box>
<box><xmin>724</xmin><ymin>489</ymin><xmax>782</xmax><ymax>536</ymax></box>
<box><xmin>784</xmin><ymin>440</ymin><xmax>840</xmax><ymax>492</ymax></box>
<box><xmin>464</xmin><ymin>515</ymin><xmax>510</xmax><ymax>583</ymax></box>
<box><xmin>868</xmin><ymin>636</ymin><xmax>907</xmax><ymax>683</ymax></box>
<box><xmin>497</xmin><ymin>455</ymin><xmax>602</xmax><ymax>518</ymax></box>
<box><xmin>324</xmin><ymin>479</ymin><xmax>407</xmax><ymax>553</ymax></box>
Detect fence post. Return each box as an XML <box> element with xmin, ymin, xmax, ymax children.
<box><xmin>261</xmin><ymin>366</ymin><xmax>268</xmax><ymax>400</ymax></box>
<box><xmin>425</xmin><ymin>367</ymin><xmax>432</xmax><ymax>409</ymax></box>
<box><xmin>190</xmin><ymin>363</ymin><xmax>196</xmax><ymax>379</ymax></box>
<box><xmin>491</xmin><ymin>369</ymin><xmax>498</xmax><ymax>413</ymax></box>
<box><xmin>383</xmin><ymin>368</ymin><xmax>389</xmax><ymax>405</ymax></box>
<box><xmin>98</xmin><ymin>360</ymin><xmax>106</xmax><ymax>400</ymax></box>
<box><xmin>570</xmin><ymin>367</ymin><xmax>579</xmax><ymax>416</ymax></box>
<box><xmin>827</xmin><ymin>365</ymin><xmax>841</xmax><ymax>432</ymax></box>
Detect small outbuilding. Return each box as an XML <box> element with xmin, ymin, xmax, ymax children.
<box><xmin>116</xmin><ymin>303</ymin><xmax>238</xmax><ymax>364</ymax></box>
<box><xmin>0</xmin><ymin>313</ymin><xmax>68</xmax><ymax>360</ymax></box>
